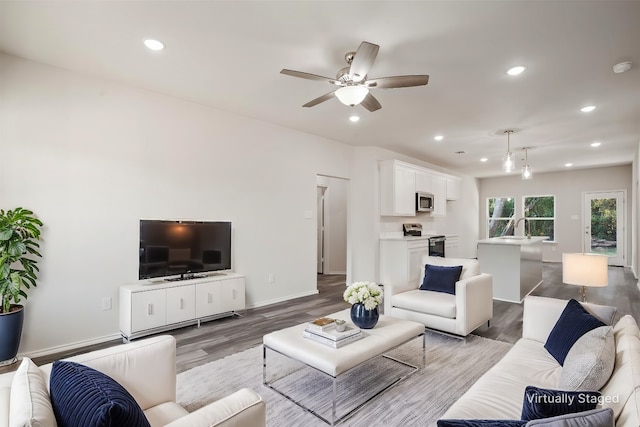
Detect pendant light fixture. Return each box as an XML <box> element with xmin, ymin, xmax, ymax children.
<box><xmin>522</xmin><ymin>147</ymin><xmax>533</xmax><ymax>180</ymax></box>
<box><xmin>502</xmin><ymin>130</ymin><xmax>515</xmax><ymax>172</ymax></box>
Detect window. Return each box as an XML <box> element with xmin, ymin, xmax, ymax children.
<box><xmin>487</xmin><ymin>197</ymin><xmax>515</xmax><ymax>237</ymax></box>
<box><xmin>524</xmin><ymin>195</ymin><xmax>555</xmax><ymax>240</ymax></box>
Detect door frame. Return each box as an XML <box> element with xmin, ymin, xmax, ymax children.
<box><xmin>582</xmin><ymin>190</ymin><xmax>626</xmax><ymax>266</ymax></box>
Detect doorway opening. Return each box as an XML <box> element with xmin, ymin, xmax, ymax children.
<box><xmin>583</xmin><ymin>190</ymin><xmax>626</xmax><ymax>266</ymax></box>
<box><xmin>317</xmin><ymin>175</ymin><xmax>349</xmax><ymax>290</ymax></box>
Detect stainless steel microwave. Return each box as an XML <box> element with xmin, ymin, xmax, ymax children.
<box><xmin>416</xmin><ymin>192</ymin><xmax>434</xmax><ymax>212</ymax></box>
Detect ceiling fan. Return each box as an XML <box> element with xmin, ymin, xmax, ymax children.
<box><xmin>281</xmin><ymin>41</ymin><xmax>429</xmax><ymax>112</ymax></box>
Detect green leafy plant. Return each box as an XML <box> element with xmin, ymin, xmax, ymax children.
<box><xmin>0</xmin><ymin>208</ymin><xmax>43</xmax><ymax>313</ymax></box>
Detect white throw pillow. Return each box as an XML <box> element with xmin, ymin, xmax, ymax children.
<box><xmin>9</xmin><ymin>357</ymin><xmax>58</xmax><ymax>427</ymax></box>
<box><xmin>558</xmin><ymin>326</ymin><xmax>615</xmax><ymax>391</ymax></box>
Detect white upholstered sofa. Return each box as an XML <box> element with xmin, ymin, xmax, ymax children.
<box><xmin>0</xmin><ymin>335</ymin><xmax>266</xmax><ymax>427</ymax></box>
<box><xmin>383</xmin><ymin>256</ymin><xmax>493</xmax><ymax>336</ymax></box>
<box><xmin>441</xmin><ymin>296</ymin><xmax>640</xmax><ymax>427</ymax></box>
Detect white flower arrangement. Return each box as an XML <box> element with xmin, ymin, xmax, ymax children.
<box><xmin>343</xmin><ymin>281</ymin><xmax>383</xmax><ymax>311</ymax></box>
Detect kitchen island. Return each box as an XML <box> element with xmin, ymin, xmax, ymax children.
<box><xmin>477</xmin><ymin>236</ymin><xmax>546</xmax><ymax>303</ymax></box>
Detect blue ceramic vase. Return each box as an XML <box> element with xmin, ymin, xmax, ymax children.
<box><xmin>350</xmin><ymin>303</ymin><xmax>379</xmax><ymax>329</ymax></box>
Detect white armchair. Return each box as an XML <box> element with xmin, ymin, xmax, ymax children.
<box><xmin>383</xmin><ymin>256</ymin><xmax>493</xmax><ymax>336</ymax></box>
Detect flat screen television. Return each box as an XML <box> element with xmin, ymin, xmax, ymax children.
<box><xmin>139</xmin><ymin>220</ymin><xmax>231</xmax><ymax>280</ymax></box>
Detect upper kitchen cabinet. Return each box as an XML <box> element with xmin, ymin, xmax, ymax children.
<box><xmin>379</xmin><ymin>159</ymin><xmax>461</xmax><ymax>217</ymax></box>
<box><xmin>431</xmin><ymin>176</ymin><xmax>447</xmax><ymax>217</ymax></box>
<box><xmin>380</xmin><ymin>160</ymin><xmax>416</xmax><ymax>216</ymax></box>
<box><xmin>446</xmin><ymin>177</ymin><xmax>462</xmax><ymax>200</ymax></box>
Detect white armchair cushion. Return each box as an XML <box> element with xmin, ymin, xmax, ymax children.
<box><xmin>143</xmin><ymin>402</ymin><xmax>189</xmax><ymax>427</ymax></box>
<box><xmin>9</xmin><ymin>358</ymin><xmax>57</xmax><ymax>427</ymax></box>
<box><xmin>392</xmin><ymin>290</ymin><xmax>456</xmax><ymax>319</ymax></box>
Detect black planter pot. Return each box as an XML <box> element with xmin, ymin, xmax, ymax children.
<box><xmin>0</xmin><ymin>305</ymin><xmax>24</xmax><ymax>366</ymax></box>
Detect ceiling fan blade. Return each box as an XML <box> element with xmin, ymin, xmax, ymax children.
<box><xmin>361</xmin><ymin>93</ymin><xmax>382</xmax><ymax>112</ymax></box>
<box><xmin>366</xmin><ymin>75</ymin><xmax>430</xmax><ymax>88</ymax></box>
<box><xmin>349</xmin><ymin>41</ymin><xmax>379</xmax><ymax>82</ymax></box>
<box><xmin>281</xmin><ymin>69</ymin><xmax>338</xmax><ymax>84</ymax></box>
<box><xmin>303</xmin><ymin>91</ymin><xmax>336</xmax><ymax>108</ymax></box>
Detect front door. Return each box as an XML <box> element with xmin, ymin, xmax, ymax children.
<box><xmin>583</xmin><ymin>191</ymin><xmax>625</xmax><ymax>266</ymax></box>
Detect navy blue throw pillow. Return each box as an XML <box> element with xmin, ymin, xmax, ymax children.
<box><xmin>437</xmin><ymin>420</ymin><xmax>527</xmax><ymax>427</ymax></box>
<box><xmin>419</xmin><ymin>264</ymin><xmax>463</xmax><ymax>294</ymax></box>
<box><xmin>544</xmin><ymin>299</ymin><xmax>606</xmax><ymax>365</ymax></box>
<box><xmin>50</xmin><ymin>361</ymin><xmax>151</xmax><ymax>427</ymax></box>
<box><xmin>520</xmin><ymin>386</ymin><xmax>600</xmax><ymax>421</ymax></box>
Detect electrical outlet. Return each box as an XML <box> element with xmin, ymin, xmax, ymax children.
<box><xmin>101</xmin><ymin>297</ymin><xmax>112</xmax><ymax>311</ymax></box>
<box><xmin>268</xmin><ymin>273</ymin><xmax>275</xmax><ymax>283</ymax></box>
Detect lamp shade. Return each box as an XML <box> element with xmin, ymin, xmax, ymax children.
<box><xmin>562</xmin><ymin>253</ymin><xmax>608</xmax><ymax>288</ymax></box>
<box><xmin>335</xmin><ymin>86</ymin><xmax>369</xmax><ymax>106</ymax></box>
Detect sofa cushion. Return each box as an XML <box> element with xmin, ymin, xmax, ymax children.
<box><xmin>9</xmin><ymin>357</ymin><xmax>57</xmax><ymax>427</ymax></box>
<box><xmin>49</xmin><ymin>361</ymin><xmax>151</xmax><ymax>427</ymax></box>
<box><xmin>420</xmin><ymin>264</ymin><xmax>463</xmax><ymax>294</ymax></box>
<box><xmin>558</xmin><ymin>326</ymin><xmax>614</xmax><ymax>391</ymax></box>
<box><xmin>392</xmin><ymin>289</ymin><xmax>456</xmax><ymax>319</ymax></box>
<box><xmin>544</xmin><ymin>299</ymin><xmax>605</xmax><ymax>366</ymax></box>
<box><xmin>437</xmin><ymin>420</ymin><xmax>526</xmax><ymax>427</ymax></box>
<box><xmin>613</xmin><ymin>314</ymin><xmax>640</xmax><ymax>341</ymax></box>
<box><xmin>520</xmin><ymin>386</ymin><xmax>600</xmax><ymax>421</ymax></box>
<box><xmin>523</xmin><ymin>408</ymin><xmax>614</xmax><ymax>427</ymax></box>
<box><xmin>599</xmin><ymin>332</ymin><xmax>640</xmax><ymax>420</ymax></box>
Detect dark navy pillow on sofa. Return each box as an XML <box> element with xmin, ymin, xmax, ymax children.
<box><xmin>50</xmin><ymin>360</ymin><xmax>151</xmax><ymax>427</ymax></box>
<box><xmin>419</xmin><ymin>264</ymin><xmax>463</xmax><ymax>295</ymax></box>
<box><xmin>544</xmin><ymin>299</ymin><xmax>605</xmax><ymax>365</ymax></box>
<box><xmin>520</xmin><ymin>385</ymin><xmax>600</xmax><ymax>421</ymax></box>
<box><xmin>437</xmin><ymin>420</ymin><xmax>527</xmax><ymax>427</ymax></box>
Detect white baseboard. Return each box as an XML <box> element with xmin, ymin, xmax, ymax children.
<box><xmin>22</xmin><ymin>332</ymin><xmax>122</xmax><ymax>359</ymax></box>
<box><xmin>247</xmin><ymin>289</ymin><xmax>319</xmax><ymax>309</ymax></box>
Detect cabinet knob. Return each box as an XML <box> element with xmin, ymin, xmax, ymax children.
<box><xmin>232</xmin><ymin>289</ymin><xmax>237</xmax><ymax>299</ymax></box>
<box><xmin>208</xmin><ymin>293</ymin><xmax>213</xmax><ymax>303</ymax></box>
<box><xmin>147</xmin><ymin>304</ymin><xmax>153</xmax><ymax>315</ymax></box>
<box><xmin>180</xmin><ymin>298</ymin><xmax>184</xmax><ymax>309</ymax></box>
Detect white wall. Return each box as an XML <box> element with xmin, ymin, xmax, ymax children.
<box><xmin>0</xmin><ymin>54</ymin><xmax>355</xmax><ymax>354</ymax></box>
<box><xmin>479</xmin><ymin>165</ymin><xmax>633</xmax><ymax>263</ymax></box>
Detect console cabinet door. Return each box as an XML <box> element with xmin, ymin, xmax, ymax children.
<box><xmin>166</xmin><ymin>285</ymin><xmax>196</xmax><ymax>324</ymax></box>
<box><xmin>222</xmin><ymin>278</ymin><xmax>245</xmax><ymax>312</ymax></box>
<box><xmin>196</xmin><ymin>281</ymin><xmax>224</xmax><ymax>318</ymax></box>
<box><xmin>131</xmin><ymin>289</ymin><xmax>166</xmax><ymax>332</ymax></box>
<box><xmin>408</xmin><ymin>242</ymin><xmax>430</xmax><ymax>284</ymax></box>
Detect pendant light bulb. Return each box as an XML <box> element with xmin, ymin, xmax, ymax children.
<box><xmin>521</xmin><ymin>147</ymin><xmax>533</xmax><ymax>180</ymax></box>
<box><xmin>502</xmin><ymin>130</ymin><xmax>516</xmax><ymax>172</ymax></box>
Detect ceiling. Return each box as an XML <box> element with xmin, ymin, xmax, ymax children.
<box><xmin>1</xmin><ymin>1</ymin><xmax>639</xmax><ymax>178</ymax></box>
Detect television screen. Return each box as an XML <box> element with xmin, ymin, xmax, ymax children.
<box><xmin>139</xmin><ymin>220</ymin><xmax>231</xmax><ymax>280</ymax></box>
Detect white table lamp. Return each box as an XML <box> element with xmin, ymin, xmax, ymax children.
<box><xmin>562</xmin><ymin>253</ymin><xmax>608</xmax><ymax>302</ymax></box>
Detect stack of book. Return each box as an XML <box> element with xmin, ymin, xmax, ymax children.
<box><xmin>303</xmin><ymin>318</ymin><xmax>363</xmax><ymax>348</ymax></box>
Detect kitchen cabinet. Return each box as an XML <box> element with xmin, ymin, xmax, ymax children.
<box><xmin>379</xmin><ymin>160</ymin><xmax>416</xmax><ymax>216</ymax></box>
<box><xmin>380</xmin><ymin>238</ymin><xmax>430</xmax><ymax>287</ymax></box>
<box><xmin>415</xmin><ymin>171</ymin><xmax>432</xmax><ymax>193</ymax></box>
<box><xmin>446</xmin><ymin>177</ymin><xmax>461</xmax><ymax>200</ymax></box>
<box><xmin>120</xmin><ymin>273</ymin><xmax>245</xmax><ymax>341</ymax></box>
<box><xmin>431</xmin><ymin>176</ymin><xmax>447</xmax><ymax>217</ymax></box>
<box><xmin>445</xmin><ymin>235</ymin><xmax>459</xmax><ymax>258</ymax></box>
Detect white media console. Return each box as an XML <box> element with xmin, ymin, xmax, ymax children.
<box><xmin>119</xmin><ymin>272</ymin><xmax>245</xmax><ymax>341</ymax></box>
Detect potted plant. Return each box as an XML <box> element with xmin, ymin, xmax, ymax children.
<box><xmin>0</xmin><ymin>207</ymin><xmax>43</xmax><ymax>365</ymax></box>
<box><xmin>343</xmin><ymin>281</ymin><xmax>383</xmax><ymax>329</ymax></box>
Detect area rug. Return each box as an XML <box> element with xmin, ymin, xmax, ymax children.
<box><xmin>176</xmin><ymin>332</ymin><xmax>512</xmax><ymax>426</ymax></box>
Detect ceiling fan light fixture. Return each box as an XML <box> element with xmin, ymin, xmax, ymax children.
<box><xmin>335</xmin><ymin>85</ymin><xmax>369</xmax><ymax>106</ymax></box>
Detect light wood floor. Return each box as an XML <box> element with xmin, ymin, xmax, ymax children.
<box><xmin>3</xmin><ymin>263</ymin><xmax>639</xmax><ymax>375</ymax></box>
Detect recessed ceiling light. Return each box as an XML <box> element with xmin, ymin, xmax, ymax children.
<box><xmin>434</xmin><ymin>135</ymin><xmax>444</xmax><ymax>141</ymax></box>
<box><xmin>349</xmin><ymin>115</ymin><xmax>360</xmax><ymax>123</ymax></box>
<box><xmin>507</xmin><ymin>66</ymin><xmax>526</xmax><ymax>76</ymax></box>
<box><xmin>480</xmin><ymin>157</ymin><xmax>488</xmax><ymax>162</ymax></box>
<box><xmin>580</xmin><ymin>105</ymin><xmax>596</xmax><ymax>113</ymax></box>
<box><xmin>590</xmin><ymin>142</ymin><xmax>601</xmax><ymax>147</ymax></box>
<box><xmin>612</xmin><ymin>61</ymin><xmax>632</xmax><ymax>74</ymax></box>
<box><xmin>143</xmin><ymin>39</ymin><xmax>164</xmax><ymax>51</ymax></box>
<box><xmin>565</xmin><ymin>163</ymin><xmax>573</xmax><ymax>167</ymax></box>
